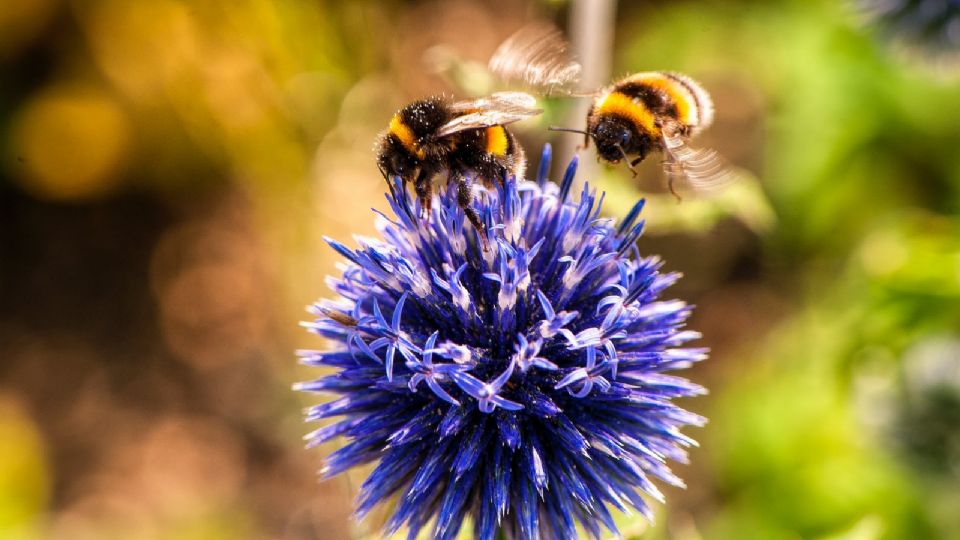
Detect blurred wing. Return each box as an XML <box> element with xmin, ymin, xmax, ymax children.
<box><xmin>662</xmin><ymin>131</ymin><xmax>738</xmax><ymax>192</ymax></box>
<box><xmin>488</xmin><ymin>23</ymin><xmax>582</xmax><ymax>93</ymax></box>
<box><xmin>448</xmin><ymin>91</ymin><xmax>539</xmax><ymax>113</ymax></box>
<box><xmin>438</xmin><ymin>92</ymin><xmax>542</xmax><ymax>137</ymax></box>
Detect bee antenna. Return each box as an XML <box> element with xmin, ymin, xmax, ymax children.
<box><xmin>548</xmin><ymin>126</ymin><xmax>590</xmax><ymax>136</ymax></box>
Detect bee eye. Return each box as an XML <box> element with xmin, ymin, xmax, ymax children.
<box><xmin>620</xmin><ymin>131</ymin><xmax>631</xmax><ymax>146</ymax></box>
<box><xmin>391</xmin><ymin>155</ymin><xmax>407</xmax><ymax>175</ymax></box>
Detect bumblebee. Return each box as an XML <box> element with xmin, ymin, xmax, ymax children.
<box><xmin>583</xmin><ymin>71</ymin><xmax>731</xmax><ymax>196</ymax></box>
<box><xmin>376</xmin><ymin>92</ymin><xmax>540</xmax><ymax>242</ymax></box>
<box><xmin>490</xmin><ymin>25</ymin><xmax>733</xmax><ymax>196</ymax></box>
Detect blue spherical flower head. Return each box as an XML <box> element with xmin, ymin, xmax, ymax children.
<box><xmin>297</xmin><ymin>145</ymin><xmax>708</xmax><ymax>540</ymax></box>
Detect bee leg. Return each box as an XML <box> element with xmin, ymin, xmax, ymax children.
<box><xmin>574</xmin><ymin>135</ymin><xmax>588</xmax><ymax>153</ymax></box>
<box><xmin>667</xmin><ymin>176</ymin><xmax>683</xmax><ymax>203</ymax></box>
<box><xmin>456</xmin><ymin>175</ymin><xmax>488</xmax><ymax>251</ymax></box>
<box><xmin>414</xmin><ymin>170</ymin><xmax>433</xmax><ymax>219</ymax></box>
<box><xmin>582</xmin><ymin>106</ymin><xmax>595</xmax><ymax>151</ymax></box>
<box><xmin>662</xmin><ymin>156</ymin><xmax>683</xmax><ymax>203</ymax></box>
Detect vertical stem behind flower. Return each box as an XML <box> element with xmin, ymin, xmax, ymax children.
<box><xmin>561</xmin><ymin>0</ymin><xmax>617</xmax><ymax>185</ymax></box>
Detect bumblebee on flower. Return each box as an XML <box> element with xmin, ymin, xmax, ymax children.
<box><xmin>297</xmin><ymin>145</ymin><xmax>708</xmax><ymax>539</ymax></box>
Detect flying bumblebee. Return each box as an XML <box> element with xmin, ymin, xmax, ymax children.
<box><xmin>582</xmin><ymin>71</ymin><xmax>733</xmax><ymax>197</ymax></box>
<box><xmin>490</xmin><ymin>24</ymin><xmax>734</xmax><ymax>197</ymax></box>
<box><xmin>376</xmin><ymin>92</ymin><xmax>541</xmax><ymax>243</ymax></box>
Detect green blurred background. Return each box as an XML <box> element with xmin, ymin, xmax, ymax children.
<box><xmin>2</xmin><ymin>0</ymin><xmax>959</xmax><ymax>539</ymax></box>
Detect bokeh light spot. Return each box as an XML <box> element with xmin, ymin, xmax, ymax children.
<box><xmin>83</xmin><ymin>0</ymin><xmax>199</xmax><ymax>100</ymax></box>
<box><xmin>859</xmin><ymin>230</ymin><xmax>908</xmax><ymax>277</ymax></box>
<box><xmin>10</xmin><ymin>85</ymin><xmax>130</xmax><ymax>201</ymax></box>
<box><xmin>0</xmin><ymin>395</ymin><xmax>49</xmax><ymax>532</ymax></box>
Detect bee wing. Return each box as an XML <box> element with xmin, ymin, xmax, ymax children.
<box><xmin>448</xmin><ymin>91</ymin><xmax>539</xmax><ymax>113</ymax></box>
<box><xmin>488</xmin><ymin>23</ymin><xmax>582</xmax><ymax>93</ymax></box>
<box><xmin>437</xmin><ymin>92</ymin><xmax>543</xmax><ymax>138</ymax></box>
<box><xmin>661</xmin><ymin>130</ymin><xmax>738</xmax><ymax>192</ymax></box>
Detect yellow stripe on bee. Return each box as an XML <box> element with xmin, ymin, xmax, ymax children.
<box><xmin>485</xmin><ymin>126</ymin><xmax>509</xmax><ymax>156</ymax></box>
<box><xmin>595</xmin><ymin>91</ymin><xmax>659</xmax><ymax>136</ymax></box>
<box><xmin>625</xmin><ymin>72</ymin><xmax>698</xmax><ymax>126</ymax></box>
<box><xmin>389</xmin><ymin>114</ymin><xmax>425</xmax><ymax>159</ymax></box>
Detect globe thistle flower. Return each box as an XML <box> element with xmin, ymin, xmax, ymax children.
<box><xmin>297</xmin><ymin>145</ymin><xmax>708</xmax><ymax>540</ymax></box>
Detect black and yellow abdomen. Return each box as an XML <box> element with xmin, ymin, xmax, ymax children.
<box><xmin>610</xmin><ymin>72</ymin><xmax>713</xmax><ymax>132</ymax></box>
<box><xmin>484</xmin><ymin>125</ymin><xmax>509</xmax><ymax>157</ymax></box>
<box><xmin>591</xmin><ymin>72</ymin><xmax>714</xmax><ymax>139</ymax></box>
